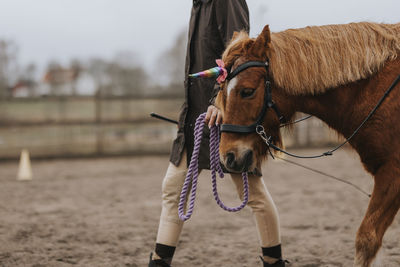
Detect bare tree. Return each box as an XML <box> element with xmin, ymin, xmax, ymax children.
<box><xmin>0</xmin><ymin>39</ymin><xmax>18</xmax><ymax>97</ymax></box>
<box><xmin>87</xmin><ymin>58</ymin><xmax>110</xmax><ymax>96</ymax></box>
<box><xmin>87</xmin><ymin>54</ymin><xmax>148</xmax><ymax>97</ymax></box>
<box><xmin>110</xmin><ymin>51</ymin><xmax>148</xmax><ymax>96</ymax></box>
<box><xmin>23</xmin><ymin>63</ymin><xmax>37</xmax><ymax>81</ymax></box>
<box><xmin>45</xmin><ymin>61</ymin><xmax>62</xmax><ymax>95</ymax></box>
<box><xmin>17</xmin><ymin>62</ymin><xmax>37</xmax><ymax>97</ymax></box>
<box><xmin>70</xmin><ymin>59</ymin><xmax>82</xmax><ymax>96</ymax></box>
<box><xmin>157</xmin><ymin>30</ymin><xmax>187</xmax><ymax>96</ymax></box>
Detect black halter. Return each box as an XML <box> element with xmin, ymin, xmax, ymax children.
<box><xmin>220</xmin><ymin>61</ymin><xmax>286</xmax><ymax>134</ymax></box>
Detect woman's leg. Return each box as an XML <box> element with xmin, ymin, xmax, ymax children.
<box><xmin>230</xmin><ymin>173</ymin><xmax>283</xmax><ymax>264</ymax></box>
<box><xmin>151</xmin><ymin>151</ymin><xmax>188</xmax><ymax>265</ymax></box>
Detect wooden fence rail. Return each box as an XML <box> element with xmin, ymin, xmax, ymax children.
<box><xmin>0</xmin><ymin>97</ymin><xmax>340</xmax><ymax>160</ymax></box>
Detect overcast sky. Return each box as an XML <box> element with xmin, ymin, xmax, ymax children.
<box><xmin>0</xmin><ymin>0</ymin><xmax>399</xmax><ymax>76</ymax></box>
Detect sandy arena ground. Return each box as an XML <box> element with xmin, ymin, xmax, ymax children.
<box><xmin>0</xmin><ymin>149</ymin><xmax>399</xmax><ymax>267</ymax></box>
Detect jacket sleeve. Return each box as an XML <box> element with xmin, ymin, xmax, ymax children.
<box><xmin>215</xmin><ymin>0</ymin><xmax>250</xmax><ymax>45</ymax></box>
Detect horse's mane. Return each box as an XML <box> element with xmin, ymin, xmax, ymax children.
<box><xmin>223</xmin><ymin>22</ymin><xmax>400</xmax><ymax>95</ymax></box>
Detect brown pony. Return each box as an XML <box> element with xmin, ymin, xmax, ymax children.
<box><xmin>215</xmin><ymin>22</ymin><xmax>400</xmax><ymax>267</ymax></box>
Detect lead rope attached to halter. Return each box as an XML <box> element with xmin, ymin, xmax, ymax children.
<box><xmin>178</xmin><ymin>112</ymin><xmax>249</xmax><ymax>221</ymax></box>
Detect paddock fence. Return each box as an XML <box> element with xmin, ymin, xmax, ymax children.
<box><xmin>0</xmin><ymin>96</ymin><xmax>341</xmax><ymax>160</ymax></box>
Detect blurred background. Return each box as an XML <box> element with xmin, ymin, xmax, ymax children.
<box><xmin>1</xmin><ymin>2</ymin><xmax>399</xmax><ymax>266</ymax></box>
<box><xmin>0</xmin><ymin>0</ymin><xmax>399</xmax><ymax>160</ymax></box>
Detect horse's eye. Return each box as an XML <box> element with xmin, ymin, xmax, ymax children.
<box><xmin>240</xmin><ymin>88</ymin><xmax>256</xmax><ymax>98</ymax></box>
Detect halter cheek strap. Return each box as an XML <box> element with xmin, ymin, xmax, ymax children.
<box><xmin>220</xmin><ymin>61</ymin><xmax>286</xmax><ymax>134</ymax></box>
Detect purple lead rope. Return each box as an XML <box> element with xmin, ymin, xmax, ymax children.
<box><xmin>178</xmin><ymin>112</ymin><xmax>249</xmax><ymax>221</ymax></box>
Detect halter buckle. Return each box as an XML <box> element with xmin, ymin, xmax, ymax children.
<box><xmin>256</xmin><ymin>125</ymin><xmax>272</xmax><ymax>146</ymax></box>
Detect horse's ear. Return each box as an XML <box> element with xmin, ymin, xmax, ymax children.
<box><xmin>260</xmin><ymin>25</ymin><xmax>272</xmax><ymax>44</ymax></box>
<box><xmin>250</xmin><ymin>25</ymin><xmax>271</xmax><ymax>59</ymax></box>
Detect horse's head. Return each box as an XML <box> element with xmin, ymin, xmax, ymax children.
<box><xmin>215</xmin><ymin>25</ymin><xmax>284</xmax><ymax>174</ymax></box>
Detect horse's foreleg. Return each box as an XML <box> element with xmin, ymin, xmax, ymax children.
<box><xmin>354</xmin><ymin>163</ymin><xmax>400</xmax><ymax>267</ymax></box>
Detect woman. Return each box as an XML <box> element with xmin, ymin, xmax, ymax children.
<box><xmin>149</xmin><ymin>1</ymin><xmax>286</xmax><ymax>266</ymax></box>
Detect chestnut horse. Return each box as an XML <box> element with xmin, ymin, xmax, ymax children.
<box><xmin>215</xmin><ymin>22</ymin><xmax>400</xmax><ymax>266</ymax></box>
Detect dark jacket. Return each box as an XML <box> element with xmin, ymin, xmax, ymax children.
<box><xmin>170</xmin><ymin>0</ymin><xmax>250</xmax><ymax>169</ymax></box>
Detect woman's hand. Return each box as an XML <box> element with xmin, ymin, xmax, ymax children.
<box><xmin>205</xmin><ymin>105</ymin><xmax>222</xmax><ymax>128</ymax></box>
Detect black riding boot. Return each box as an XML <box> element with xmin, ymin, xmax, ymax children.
<box><xmin>260</xmin><ymin>256</ymin><xmax>288</xmax><ymax>267</ymax></box>
<box><xmin>148</xmin><ymin>253</ymin><xmax>171</xmax><ymax>267</ymax></box>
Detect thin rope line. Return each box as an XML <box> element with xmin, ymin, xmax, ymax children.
<box><xmin>280</xmin><ymin>114</ymin><xmax>312</xmax><ymax>128</ymax></box>
<box><xmin>275</xmin><ymin>155</ymin><xmax>371</xmax><ymax>197</ymax></box>
<box><xmin>266</xmin><ymin>74</ymin><xmax>400</xmax><ymax>159</ymax></box>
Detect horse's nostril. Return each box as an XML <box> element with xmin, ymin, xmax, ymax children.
<box><xmin>226</xmin><ymin>152</ymin><xmax>235</xmax><ymax>169</ymax></box>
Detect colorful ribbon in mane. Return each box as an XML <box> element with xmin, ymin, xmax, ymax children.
<box><xmin>189</xmin><ymin>59</ymin><xmax>228</xmax><ymax>84</ymax></box>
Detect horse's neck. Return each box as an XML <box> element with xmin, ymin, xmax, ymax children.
<box><xmin>286</xmin><ymin>58</ymin><xmax>400</xmax><ymax>138</ymax></box>
<box><xmin>288</xmin><ymin>81</ymin><xmax>366</xmax><ymax>138</ymax></box>
<box><xmin>280</xmin><ymin>58</ymin><xmax>399</xmax><ymax>174</ymax></box>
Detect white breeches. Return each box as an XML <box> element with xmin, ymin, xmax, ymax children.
<box><xmin>156</xmin><ymin>151</ymin><xmax>281</xmax><ymax>248</ymax></box>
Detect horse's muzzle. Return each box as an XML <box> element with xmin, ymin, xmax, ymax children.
<box><xmin>224</xmin><ymin>149</ymin><xmax>253</xmax><ymax>173</ymax></box>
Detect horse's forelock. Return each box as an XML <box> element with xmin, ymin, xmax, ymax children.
<box><xmin>222</xmin><ymin>31</ymin><xmax>254</xmax><ymax>68</ymax></box>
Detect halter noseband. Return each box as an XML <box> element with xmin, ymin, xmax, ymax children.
<box><xmin>220</xmin><ymin>61</ymin><xmax>286</xmax><ymax>134</ymax></box>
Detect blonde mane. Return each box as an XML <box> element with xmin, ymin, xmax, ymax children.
<box><xmin>223</xmin><ymin>22</ymin><xmax>400</xmax><ymax>95</ymax></box>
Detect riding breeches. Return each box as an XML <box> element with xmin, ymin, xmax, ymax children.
<box><xmin>156</xmin><ymin>151</ymin><xmax>281</xmax><ymax>248</ymax></box>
